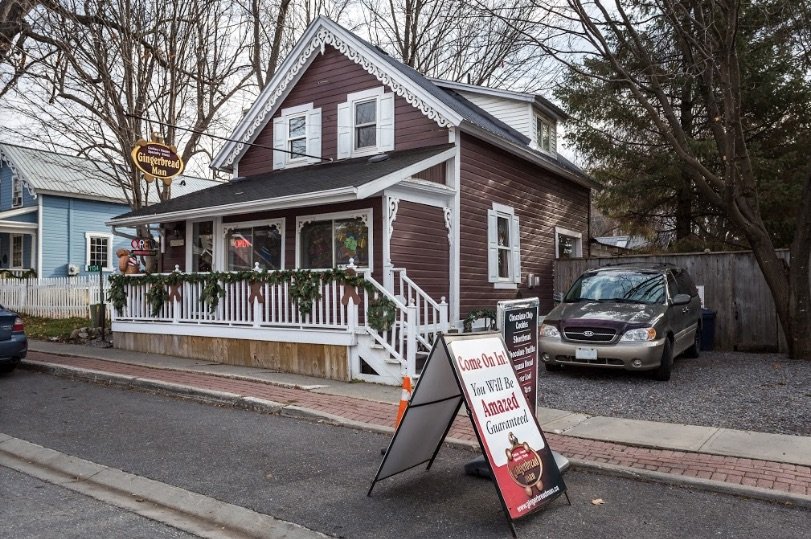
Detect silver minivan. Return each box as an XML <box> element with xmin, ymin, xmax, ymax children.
<box><xmin>539</xmin><ymin>264</ymin><xmax>702</xmax><ymax>381</ymax></box>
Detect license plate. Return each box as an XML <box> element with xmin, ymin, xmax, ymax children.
<box><xmin>576</xmin><ymin>347</ymin><xmax>597</xmax><ymax>360</ymax></box>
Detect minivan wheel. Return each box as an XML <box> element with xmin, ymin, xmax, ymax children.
<box><xmin>684</xmin><ymin>325</ymin><xmax>701</xmax><ymax>358</ymax></box>
<box><xmin>652</xmin><ymin>339</ymin><xmax>673</xmax><ymax>381</ymax></box>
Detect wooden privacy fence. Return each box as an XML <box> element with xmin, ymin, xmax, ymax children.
<box><xmin>553</xmin><ymin>250</ymin><xmax>792</xmax><ymax>353</ymax></box>
<box><xmin>0</xmin><ymin>275</ymin><xmax>109</xmax><ymax>318</ymax></box>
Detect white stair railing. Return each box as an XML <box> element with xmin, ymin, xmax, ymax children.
<box><xmin>390</xmin><ymin>267</ymin><xmax>449</xmax><ymax>349</ymax></box>
<box><xmin>361</xmin><ymin>271</ymin><xmax>417</xmax><ymax>377</ymax></box>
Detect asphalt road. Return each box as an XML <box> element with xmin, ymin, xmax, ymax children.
<box><xmin>0</xmin><ymin>466</ymin><xmax>195</xmax><ymax>538</ymax></box>
<box><xmin>1</xmin><ymin>370</ymin><xmax>808</xmax><ymax>538</ymax></box>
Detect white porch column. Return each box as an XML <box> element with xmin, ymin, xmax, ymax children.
<box><xmin>382</xmin><ymin>196</ymin><xmax>399</xmax><ymax>293</ymax></box>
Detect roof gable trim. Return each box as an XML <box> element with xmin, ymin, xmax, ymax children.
<box><xmin>0</xmin><ymin>146</ymin><xmax>38</xmax><ymax>200</ymax></box>
<box><xmin>214</xmin><ymin>18</ymin><xmax>461</xmax><ymax>171</ymax></box>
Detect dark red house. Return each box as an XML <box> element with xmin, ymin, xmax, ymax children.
<box><xmin>108</xmin><ymin>17</ymin><xmax>595</xmax><ymax>385</ymax></box>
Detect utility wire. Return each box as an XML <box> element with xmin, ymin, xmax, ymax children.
<box><xmin>125</xmin><ymin>114</ymin><xmax>332</xmax><ymax>162</ymax></box>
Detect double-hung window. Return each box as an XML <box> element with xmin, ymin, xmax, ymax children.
<box><xmin>272</xmin><ymin>103</ymin><xmax>321</xmax><ymax>170</ymax></box>
<box><xmin>85</xmin><ymin>232</ymin><xmax>113</xmax><ymax>271</ymax></box>
<box><xmin>487</xmin><ymin>203</ymin><xmax>521</xmax><ymax>287</ymax></box>
<box><xmin>225</xmin><ymin>220</ymin><xmax>284</xmax><ymax>271</ymax></box>
<box><xmin>297</xmin><ymin>210</ymin><xmax>372</xmax><ymax>270</ymax></box>
<box><xmin>337</xmin><ymin>87</ymin><xmax>394</xmax><ymax>159</ymax></box>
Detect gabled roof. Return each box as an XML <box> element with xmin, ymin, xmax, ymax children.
<box><xmin>110</xmin><ymin>144</ymin><xmax>455</xmax><ymax>226</ymax></box>
<box><xmin>211</xmin><ymin>17</ymin><xmax>594</xmax><ymax>188</ymax></box>
<box><xmin>0</xmin><ymin>143</ymin><xmax>221</xmax><ymax>204</ymax></box>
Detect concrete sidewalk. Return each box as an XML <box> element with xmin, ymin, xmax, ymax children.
<box><xmin>19</xmin><ymin>341</ymin><xmax>811</xmax><ymax>508</ymax></box>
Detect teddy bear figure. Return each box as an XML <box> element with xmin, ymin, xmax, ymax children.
<box><xmin>116</xmin><ymin>248</ymin><xmax>140</xmax><ymax>274</ymax></box>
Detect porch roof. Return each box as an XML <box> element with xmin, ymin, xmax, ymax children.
<box><xmin>108</xmin><ymin>144</ymin><xmax>455</xmax><ymax>226</ymax></box>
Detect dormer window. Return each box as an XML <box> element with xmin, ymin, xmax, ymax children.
<box><xmin>12</xmin><ymin>175</ymin><xmax>22</xmax><ymax>207</ymax></box>
<box><xmin>536</xmin><ymin>116</ymin><xmax>554</xmax><ymax>154</ymax></box>
<box><xmin>337</xmin><ymin>87</ymin><xmax>394</xmax><ymax>159</ymax></box>
<box><xmin>272</xmin><ymin>103</ymin><xmax>322</xmax><ymax>170</ymax></box>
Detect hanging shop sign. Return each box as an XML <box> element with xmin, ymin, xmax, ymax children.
<box><xmin>131</xmin><ymin>139</ymin><xmax>184</xmax><ymax>183</ymax></box>
<box><xmin>369</xmin><ymin>333</ymin><xmax>566</xmax><ymax>535</ymax></box>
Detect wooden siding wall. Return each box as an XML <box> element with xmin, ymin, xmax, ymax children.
<box><xmin>39</xmin><ymin>195</ymin><xmax>131</xmax><ymax>277</ymax></box>
<box><xmin>223</xmin><ymin>198</ymin><xmax>384</xmax><ymax>282</ymax></box>
<box><xmin>459</xmin><ymin>133</ymin><xmax>590</xmax><ymax>317</ymax></box>
<box><xmin>553</xmin><ymin>251</ymin><xmax>793</xmax><ymax>353</ymax></box>
<box><xmin>239</xmin><ymin>46</ymin><xmax>449</xmax><ymax>177</ymax></box>
<box><xmin>412</xmin><ymin>163</ymin><xmax>445</xmax><ymax>183</ymax></box>
<box><xmin>114</xmin><ymin>332</ymin><xmax>349</xmax><ymax>380</ymax></box>
<box><xmin>390</xmin><ymin>201</ymin><xmax>449</xmax><ymax>302</ymax></box>
<box><xmin>457</xmin><ymin>92</ymin><xmax>533</xmax><ymax>139</ymax></box>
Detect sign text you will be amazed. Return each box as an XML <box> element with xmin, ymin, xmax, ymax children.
<box><xmin>449</xmin><ymin>335</ymin><xmax>564</xmax><ymax>520</ymax></box>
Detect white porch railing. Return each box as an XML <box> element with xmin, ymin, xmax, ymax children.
<box><xmin>111</xmin><ymin>269</ymin><xmax>449</xmax><ymax>380</ymax></box>
<box><xmin>114</xmin><ymin>273</ymin><xmax>355</xmax><ymax>330</ymax></box>
<box><xmin>0</xmin><ymin>275</ymin><xmax>108</xmax><ymax>318</ymax></box>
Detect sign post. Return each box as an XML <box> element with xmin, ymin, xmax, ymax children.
<box><xmin>369</xmin><ymin>333</ymin><xmax>567</xmax><ymax>536</ymax></box>
<box><xmin>87</xmin><ymin>264</ymin><xmax>104</xmax><ymax>338</ymax></box>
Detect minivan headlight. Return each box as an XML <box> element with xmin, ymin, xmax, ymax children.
<box><xmin>620</xmin><ymin>327</ymin><xmax>657</xmax><ymax>342</ymax></box>
<box><xmin>540</xmin><ymin>324</ymin><xmax>560</xmax><ymax>338</ymax></box>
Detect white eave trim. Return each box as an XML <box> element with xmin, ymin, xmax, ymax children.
<box><xmin>355</xmin><ymin>148</ymin><xmax>455</xmax><ymax>199</ymax></box>
<box><xmin>110</xmin><ymin>148</ymin><xmax>456</xmax><ymax>228</ymax></box>
<box><xmin>212</xmin><ymin>17</ymin><xmax>463</xmax><ymax>171</ymax></box>
<box><xmin>0</xmin><ymin>206</ymin><xmax>38</xmax><ymax>220</ymax></box>
<box><xmin>107</xmin><ymin>186</ymin><xmax>359</xmax><ymax>227</ymax></box>
<box><xmin>0</xmin><ymin>220</ymin><xmax>38</xmax><ymax>231</ymax></box>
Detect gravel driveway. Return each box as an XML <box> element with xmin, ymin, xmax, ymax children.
<box><xmin>537</xmin><ymin>351</ymin><xmax>810</xmax><ymax>436</ymax></box>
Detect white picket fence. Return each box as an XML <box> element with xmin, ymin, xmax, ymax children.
<box><xmin>0</xmin><ymin>275</ymin><xmax>109</xmax><ymax>318</ymax></box>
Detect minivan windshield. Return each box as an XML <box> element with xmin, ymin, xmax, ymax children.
<box><xmin>564</xmin><ymin>270</ymin><xmax>665</xmax><ymax>304</ymax></box>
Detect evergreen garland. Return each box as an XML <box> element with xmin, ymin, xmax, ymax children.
<box><xmin>0</xmin><ymin>269</ymin><xmax>37</xmax><ymax>279</ymax></box>
<box><xmin>367</xmin><ymin>295</ymin><xmax>397</xmax><ymax>332</ymax></box>
<box><xmin>108</xmin><ymin>269</ymin><xmax>398</xmax><ymax>331</ymax></box>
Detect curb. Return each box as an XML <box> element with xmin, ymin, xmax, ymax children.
<box><xmin>21</xmin><ymin>360</ymin><xmax>811</xmax><ymax>509</ymax></box>
<box><xmin>0</xmin><ymin>435</ymin><xmax>329</xmax><ymax>538</ymax></box>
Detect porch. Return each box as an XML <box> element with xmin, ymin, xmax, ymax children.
<box><xmin>111</xmin><ymin>266</ymin><xmax>449</xmax><ymax>384</ymax></box>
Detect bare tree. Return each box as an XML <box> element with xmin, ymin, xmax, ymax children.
<box><xmin>3</xmin><ymin>0</ymin><xmax>256</xmax><ymax>207</ymax></box>
<box><xmin>490</xmin><ymin>0</ymin><xmax>811</xmax><ymax>358</ymax></box>
<box><xmin>358</xmin><ymin>0</ymin><xmax>562</xmax><ymax>90</ymax></box>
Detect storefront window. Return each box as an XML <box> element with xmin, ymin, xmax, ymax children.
<box><xmin>299</xmin><ymin>214</ymin><xmax>369</xmax><ymax>269</ymax></box>
<box><xmin>226</xmin><ymin>224</ymin><xmax>282</xmax><ymax>271</ymax></box>
<box><xmin>192</xmin><ymin>221</ymin><xmax>213</xmax><ymax>272</ymax></box>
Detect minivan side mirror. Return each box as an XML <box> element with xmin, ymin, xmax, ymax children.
<box><xmin>553</xmin><ymin>292</ymin><xmax>563</xmax><ymax>304</ymax></box>
<box><xmin>672</xmin><ymin>293</ymin><xmax>691</xmax><ymax>306</ymax></box>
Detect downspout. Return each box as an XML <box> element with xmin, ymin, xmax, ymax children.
<box><xmin>37</xmin><ymin>196</ymin><xmax>43</xmax><ymax>276</ymax></box>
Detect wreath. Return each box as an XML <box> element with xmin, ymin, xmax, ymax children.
<box><xmin>367</xmin><ymin>295</ymin><xmax>397</xmax><ymax>332</ymax></box>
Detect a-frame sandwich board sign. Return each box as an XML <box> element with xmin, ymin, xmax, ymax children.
<box><xmin>368</xmin><ymin>332</ymin><xmax>566</xmax><ymax>536</ymax></box>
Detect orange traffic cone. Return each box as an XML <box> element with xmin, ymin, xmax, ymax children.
<box><xmin>395</xmin><ymin>375</ymin><xmax>412</xmax><ymax>427</ymax></box>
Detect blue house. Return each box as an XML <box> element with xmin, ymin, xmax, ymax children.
<box><xmin>0</xmin><ymin>143</ymin><xmax>219</xmax><ymax>277</ymax></box>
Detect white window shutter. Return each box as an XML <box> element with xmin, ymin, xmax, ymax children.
<box><xmin>487</xmin><ymin>209</ymin><xmax>498</xmax><ymax>282</ymax></box>
<box><xmin>307</xmin><ymin>108</ymin><xmax>322</xmax><ymax>162</ymax></box>
<box><xmin>272</xmin><ymin>116</ymin><xmax>285</xmax><ymax>170</ymax></box>
<box><xmin>337</xmin><ymin>102</ymin><xmax>351</xmax><ymax>159</ymax></box>
<box><xmin>378</xmin><ymin>92</ymin><xmax>395</xmax><ymax>151</ymax></box>
<box><xmin>511</xmin><ymin>215</ymin><xmax>521</xmax><ymax>283</ymax></box>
